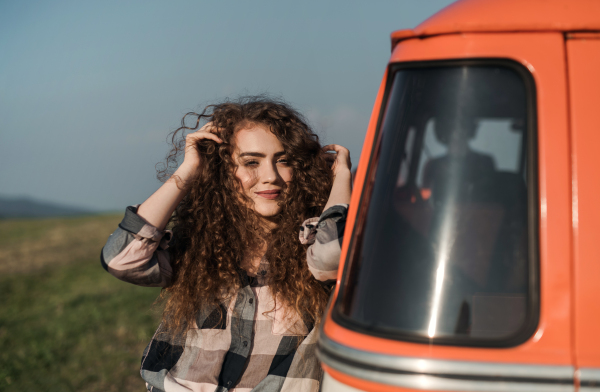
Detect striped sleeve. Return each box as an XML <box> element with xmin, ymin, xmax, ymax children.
<box><xmin>100</xmin><ymin>205</ymin><xmax>173</xmax><ymax>287</ymax></box>
<box><xmin>300</xmin><ymin>204</ymin><xmax>348</xmax><ymax>282</ymax></box>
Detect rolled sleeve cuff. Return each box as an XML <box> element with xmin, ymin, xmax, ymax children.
<box><xmin>314</xmin><ymin>204</ymin><xmax>348</xmax><ymax>245</ymax></box>
<box><xmin>299</xmin><ymin>204</ymin><xmax>349</xmax><ymax>245</ymax></box>
<box><xmin>118</xmin><ymin>205</ymin><xmax>172</xmax><ymax>248</ymax></box>
<box><xmin>304</xmin><ymin>204</ymin><xmax>348</xmax><ymax>281</ymax></box>
<box><xmin>318</xmin><ymin>204</ymin><xmax>349</xmax><ymax>223</ymax></box>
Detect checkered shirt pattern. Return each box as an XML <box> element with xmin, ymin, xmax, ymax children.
<box><xmin>101</xmin><ymin>204</ymin><xmax>348</xmax><ymax>392</ymax></box>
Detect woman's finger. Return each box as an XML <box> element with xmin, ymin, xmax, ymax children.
<box><xmin>322</xmin><ymin>144</ymin><xmax>342</xmax><ymax>153</ymax></box>
<box><xmin>323</xmin><ymin>145</ymin><xmax>349</xmax><ymax>159</ymax></box>
<box><xmin>322</xmin><ymin>144</ymin><xmax>351</xmax><ymax>173</ymax></box>
<box><xmin>187</xmin><ymin>125</ymin><xmax>223</xmax><ymax>143</ymax></box>
<box><xmin>198</xmin><ymin>121</ymin><xmax>220</xmax><ymax>134</ymax></box>
<box><xmin>187</xmin><ymin>133</ymin><xmax>223</xmax><ymax>144</ymax></box>
<box><xmin>323</xmin><ymin>144</ymin><xmax>349</xmax><ymax>157</ymax></box>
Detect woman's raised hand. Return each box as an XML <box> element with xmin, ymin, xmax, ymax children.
<box><xmin>322</xmin><ymin>144</ymin><xmax>352</xmax><ymax>210</ymax></box>
<box><xmin>136</xmin><ymin>122</ymin><xmax>222</xmax><ymax>229</ymax></box>
<box><xmin>322</xmin><ymin>144</ymin><xmax>352</xmax><ymax>177</ymax></box>
<box><xmin>182</xmin><ymin>122</ymin><xmax>223</xmax><ymax>169</ymax></box>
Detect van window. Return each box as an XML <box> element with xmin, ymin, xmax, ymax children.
<box><xmin>336</xmin><ymin>62</ymin><xmax>538</xmax><ymax>346</ymax></box>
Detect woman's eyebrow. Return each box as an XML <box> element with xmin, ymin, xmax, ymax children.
<box><xmin>239</xmin><ymin>152</ymin><xmax>265</xmax><ymax>158</ymax></box>
<box><xmin>238</xmin><ymin>151</ymin><xmax>286</xmax><ymax>158</ymax></box>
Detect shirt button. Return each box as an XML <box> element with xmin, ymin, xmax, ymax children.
<box><xmin>249</xmin><ymin>298</ymin><xmax>253</xmax><ymax>304</ymax></box>
<box><xmin>243</xmin><ymin>341</ymin><xmax>248</xmax><ymax>347</ymax></box>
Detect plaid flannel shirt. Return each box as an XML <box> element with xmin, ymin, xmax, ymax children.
<box><xmin>101</xmin><ymin>204</ymin><xmax>348</xmax><ymax>392</ymax></box>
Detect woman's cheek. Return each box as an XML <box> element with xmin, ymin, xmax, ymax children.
<box><xmin>237</xmin><ymin>167</ymin><xmax>259</xmax><ymax>193</ymax></box>
<box><xmin>282</xmin><ymin>167</ymin><xmax>293</xmax><ymax>183</ymax></box>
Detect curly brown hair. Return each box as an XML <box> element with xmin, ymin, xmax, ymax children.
<box><xmin>157</xmin><ymin>96</ymin><xmax>334</xmax><ymax>336</ymax></box>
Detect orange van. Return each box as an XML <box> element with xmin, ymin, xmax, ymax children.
<box><xmin>317</xmin><ymin>0</ymin><xmax>600</xmax><ymax>391</ymax></box>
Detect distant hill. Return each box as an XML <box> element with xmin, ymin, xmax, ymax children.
<box><xmin>0</xmin><ymin>196</ymin><xmax>96</xmax><ymax>219</ymax></box>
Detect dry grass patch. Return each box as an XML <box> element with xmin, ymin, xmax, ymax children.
<box><xmin>0</xmin><ymin>214</ymin><xmax>121</xmax><ymax>275</ymax></box>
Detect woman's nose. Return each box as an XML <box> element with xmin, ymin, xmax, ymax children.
<box><xmin>260</xmin><ymin>160</ymin><xmax>279</xmax><ymax>183</ymax></box>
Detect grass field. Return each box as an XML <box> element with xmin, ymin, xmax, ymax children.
<box><xmin>0</xmin><ymin>215</ymin><xmax>162</xmax><ymax>392</ymax></box>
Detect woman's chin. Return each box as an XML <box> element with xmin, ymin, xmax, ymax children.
<box><xmin>255</xmin><ymin>207</ymin><xmax>282</xmax><ymax>223</ymax></box>
<box><xmin>258</xmin><ymin>210</ymin><xmax>281</xmax><ymax>219</ymax></box>
<box><xmin>253</xmin><ymin>201</ymin><xmax>282</xmax><ymax>217</ymax></box>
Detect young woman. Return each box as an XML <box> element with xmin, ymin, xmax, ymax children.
<box><xmin>101</xmin><ymin>97</ymin><xmax>352</xmax><ymax>392</ymax></box>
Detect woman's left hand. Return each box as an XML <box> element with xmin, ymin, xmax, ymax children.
<box><xmin>322</xmin><ymin>144</ymin><xmax>352</xmax><ymax>210</ymax></box>
<box><xmin>322</xmin><ymin>144</ymin><xmax>352</xmax><ymax>177</ymax></box>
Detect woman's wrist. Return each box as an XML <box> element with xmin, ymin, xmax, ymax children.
<box><xmin>324</xmin><ymin>168</ymin><xmax>352</xmax><ymax>210</ymax></box>
<box><xmin>172</xmin><ymin>162</ymin><xmax>197</xmax><ymax>184</ymax></box>
<box><xmin>333</xmin><ymin>167</ymin><xmax>352</xmax><ymax>180</ymax></box>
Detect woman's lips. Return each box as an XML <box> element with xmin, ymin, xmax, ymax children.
<box><xmin>255</xmin><ymin>190</ymin><xmax>281</xmax><ymax>200</ymax></box>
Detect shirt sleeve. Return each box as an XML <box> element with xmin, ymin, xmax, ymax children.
<box><xmin>299</xmin><ymin>204</ymin><xmax>348</xmax><ymax>282</ymax></box>
<box><xmin>100</xmin><ymin>205</ymin><xmax>173</xmax><ymax>287</ymax></box>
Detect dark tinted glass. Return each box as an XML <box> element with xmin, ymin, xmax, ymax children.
<box><xmin>338</xmin><ymin>64</ymin><xmax>536</xmax><ymax>345</ymax></box>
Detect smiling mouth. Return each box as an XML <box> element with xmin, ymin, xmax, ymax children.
<box><xmin>255</xmin><ymin>190</ymin><xmax>281</xmax><ymax>200</ymax></box>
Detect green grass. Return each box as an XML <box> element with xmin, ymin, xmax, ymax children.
<box><xmin>0</xmin><ymin>216</ymin><xmax>162</xmax><ymax>392</ymax></box>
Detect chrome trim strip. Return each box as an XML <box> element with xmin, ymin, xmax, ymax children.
<box><xmin>318</xmin><ymin>334</ymin><xmax>575</xmax><ymax>392</ymax></box>
<box><xmin>580</xmin><ymin>368</ymin><xmax>600</xmax><ymax>391</ymax></box>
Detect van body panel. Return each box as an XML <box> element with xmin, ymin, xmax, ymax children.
<box><xmin>323</xmin><ymin>31</ymin><xmax>571</xmax><ymax>368</ymax></box>
<box><xmin>410</xmin><ymin>0</ymin><xmax>600</xmax><ymax>37</ymax></box>
<box><xmin>567</xmin><ymin>33</ymin><xmax>600</xmax><ymax>370</ymax></box>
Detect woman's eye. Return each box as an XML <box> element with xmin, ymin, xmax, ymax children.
<box><xmin>277</xmin><ymin>158</ymin><xmax>289</xmax><ymax>165</ymax></box>
<box><xmin>244</xmin><ymin>160</ymin><xmax>259</xmax><ymax>167</ymax></box>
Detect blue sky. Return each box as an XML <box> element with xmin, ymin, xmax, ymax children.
<box><xmin>0</xmin><ymin>0</ymin><xmax>455</xmax><ymax>211</ymax></box>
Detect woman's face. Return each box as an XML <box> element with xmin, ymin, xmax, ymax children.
<box><xmin>232</xmin><ymin>123</ymin><xmax>292</xmax><ymax>222</ymax></box>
